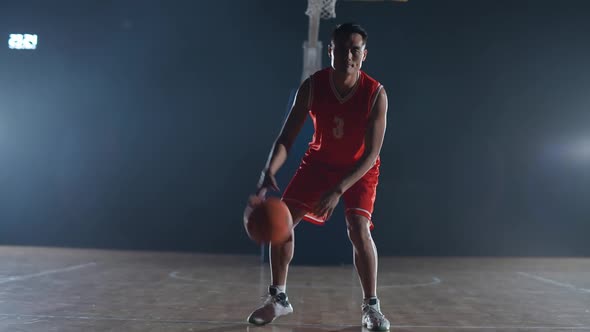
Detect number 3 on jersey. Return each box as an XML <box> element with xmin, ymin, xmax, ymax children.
<box><xmin>332</xmin><ymin>116</ymin><xmax>344</xmax><ymax>139</ymax></box>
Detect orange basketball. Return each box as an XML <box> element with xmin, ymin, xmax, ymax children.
<box><xmin>244</xmin><ymin>197</ymin><xmax>293</xmax><ymax>245</ymax></box>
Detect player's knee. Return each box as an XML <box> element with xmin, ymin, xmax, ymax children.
<box><xmin>346</xmin><ymin>214</ymin><xmax>371</xmax><ymax>243</ymax></box>
<box><xmin>278</xmin><ymin>233</ymin><xmax>294</xmax><ymax>246</ymax></box>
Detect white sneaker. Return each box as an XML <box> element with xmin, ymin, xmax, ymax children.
<box><xmin>247</xmin><ymin>286</ymin><xmax>293</xmax><ymax>326</ymax></box>
<box><xmin>362</xmin><ymin>298</ymin><xmax>390</xmax><ymax>331</ymax></box>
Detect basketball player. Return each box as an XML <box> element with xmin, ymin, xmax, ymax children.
<box><xmin>247</xmin><ymin>23</ymin><xmax>390</xmax><ymax>331</ymax></box>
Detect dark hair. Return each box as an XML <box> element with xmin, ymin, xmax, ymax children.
<box><xmin>331</xmin><ymin>22</ymin><xmax>368</xmax><ymax>45</ymax></box>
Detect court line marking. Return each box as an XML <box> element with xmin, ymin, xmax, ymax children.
<box><xmin>517</xmin><ymin>272</ymin><xmax>590</xmax><ymax>294</ymax></box>
<box><xmin>0</xmin><ymin>263</ymin><xmax>97</xmax><ymax>284</ymax></box>
<box><xmin>169</xmin><ymin>271</ymin><xmax>441</xmax><ymax>289</ymax></box>
<box><xmin>0</xmin><ymin>313</ymin><xmax>589</xmax><ymax>330</ymax></box>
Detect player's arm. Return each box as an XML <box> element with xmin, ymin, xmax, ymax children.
<box><xmin>257</xmin><ymin>78</ymin><xmax>311</xmax><ymax>193</ymax></box>
<box><xmin>334</xmin><ymin>87</ymin><xmax>388</xmax><ymax>194</ymax></box>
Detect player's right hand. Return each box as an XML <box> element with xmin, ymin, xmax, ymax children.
<box><xmin>256</xmin><ymin>169</ymin><xmax>280</xmax><ymax>197</ymax></box>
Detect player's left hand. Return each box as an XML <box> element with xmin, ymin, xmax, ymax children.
<box><xmin>313</xmin><ymin>189</ymin><xmax>342</xmax><ymax>220</ymax></box>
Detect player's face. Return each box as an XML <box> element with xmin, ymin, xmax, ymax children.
<box><xmin>329</xmin><ymin>33</ymin><xmax>367</xmax><ymax>74</ymax></box>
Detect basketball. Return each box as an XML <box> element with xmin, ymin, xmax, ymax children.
<box><xmin>244</xmin><ymin>197</ymin><xmax>293</xmax><ymax>245</ymax></box>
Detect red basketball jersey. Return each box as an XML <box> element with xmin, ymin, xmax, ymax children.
<box><xmin>303</xmin><ymin>67</ymin><xmax>383</xmax><ymax>167</ymax></box>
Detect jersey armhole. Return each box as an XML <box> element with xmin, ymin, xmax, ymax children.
<box><xmin>369</xmin><ymin>84</ymin><xmax>384</xmax><ymax>114</ymax></box>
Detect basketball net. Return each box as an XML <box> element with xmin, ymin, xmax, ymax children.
<box><xmin>302</xmin><ymin>0</ymin><xmax>337</xmax><ymax>82</ymax></box>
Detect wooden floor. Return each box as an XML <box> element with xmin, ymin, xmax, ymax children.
<box><xmin>0</xmin><ymin>246</ymin><xmax>589</xmax><ymax>331</ymax></box>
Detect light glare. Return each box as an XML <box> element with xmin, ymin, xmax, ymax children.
<box><xmin>8</xmin><ymin>34</ymin><xmax>38</xmax><ymax>50</ymax></box>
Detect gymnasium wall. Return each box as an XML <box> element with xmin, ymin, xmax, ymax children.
<box><xmin>1</xmin><ymin>0</ymin><xmax>589</xmax><ymax>263</ymax></box>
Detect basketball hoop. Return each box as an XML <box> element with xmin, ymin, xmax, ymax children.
<box><xmin>306</xmin><ymin>0</ymin><xmax>337</xmax><ymax>20</ymax></box>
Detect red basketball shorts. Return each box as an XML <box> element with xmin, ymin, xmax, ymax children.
<box><xmin>281</xmin><ymin>160</ymin><xmax>380</xmax><ymax>229</ymax></box>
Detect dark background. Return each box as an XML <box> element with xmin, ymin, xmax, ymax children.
<box><xmin>1</xmin><ymin>0</ymin><xmax>589</xmax><ymax>264</ymax></box>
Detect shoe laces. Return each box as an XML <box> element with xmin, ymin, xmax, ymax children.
<box><xmin>260</xmin><ymin>292</ymin><xmax>289</xmax><ymax>307</ymax></box>
<box><xmin>362</xmin><ymin>304</ymin><xmax>385</xmax><ymax>320</ymax></box>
